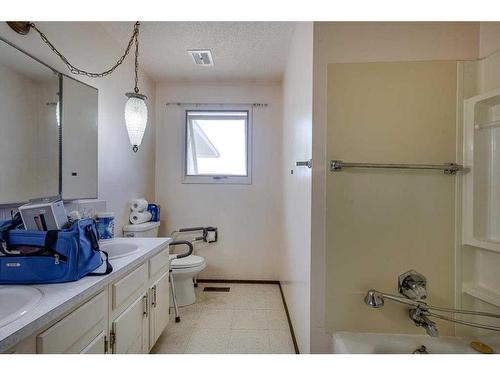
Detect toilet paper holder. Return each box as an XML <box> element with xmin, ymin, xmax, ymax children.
<box><xmin>173</xmin><ymin>226</ymin><xmax>218</xmax><ymax>243</ymax></box>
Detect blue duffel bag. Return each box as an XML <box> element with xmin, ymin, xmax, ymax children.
<box><xmin>0</xmin><ymin>218</ymin><xmax>112</xmax><ymax>284</ymax></box>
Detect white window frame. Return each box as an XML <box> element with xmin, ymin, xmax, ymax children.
<box><xmin>183</xmin><ymin>106</ymin><xmax>252</xmax><ymax>184</ymax></box>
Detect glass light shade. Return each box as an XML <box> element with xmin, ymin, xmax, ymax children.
<box><xmin>124</xmin><ymin>92</ymin><xmax>148</xmax><ymax>152</ymax></box>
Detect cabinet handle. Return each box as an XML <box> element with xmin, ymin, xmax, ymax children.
<box><xmin>152</xmin><ymin>285</ymin><xmax>157</xmax><ymax>308</ymax></box>
<box><xmin>143</xmin><ymin>294</ymin><xmax>148</xmax><ymax>317</ymax></box>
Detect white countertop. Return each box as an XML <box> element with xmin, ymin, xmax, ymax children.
<box><xmin>0</xmin><ymin>237</ymin><xmax>171</xmax><ymax>353</ymax></box>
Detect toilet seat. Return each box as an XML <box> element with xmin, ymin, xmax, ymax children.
<box><xmin>170</xmin><ymin>254</ymin><xmax>205</xmax><ymax>269</ymax></box>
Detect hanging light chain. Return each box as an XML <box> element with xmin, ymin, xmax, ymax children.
<box><xmin>29</xmin><ymin>21</ymin><xmax>140</xmax><ymax>80</ymax></box>
<box><xmin>133</xmin><ymin>24</ymin><xmax>140</xmax><ymax>93</ymax></box>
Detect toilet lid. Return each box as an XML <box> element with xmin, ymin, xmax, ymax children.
<box><xmin>170</xmin><ymin>255</ymin><xmax>205</xmax><ymax>269</ymax></box>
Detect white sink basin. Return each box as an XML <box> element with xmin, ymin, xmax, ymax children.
<box><xmin>100</xmin><ymin>240</ymin><xmax>141</xmax><ymax>259</ymax></box>
<box><xmin>0</xmin><ymin>286</ymin><xmax>43</xmax><ymax>328</ymax></box>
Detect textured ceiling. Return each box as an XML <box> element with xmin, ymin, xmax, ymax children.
<box><xmin>101</xmin><ymin>22</ymin><xmax>295</xmax><ymax>83</ymax></box>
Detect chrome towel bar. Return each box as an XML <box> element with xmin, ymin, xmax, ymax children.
<box><xmin>330</xmin><ymin>160</ymin><xmax>464</xmax><ymax>175</ymax></box>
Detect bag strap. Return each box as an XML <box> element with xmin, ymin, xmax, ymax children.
<box><xmin>83</xmin><ymin>223</ymin><xmax>113</xmax><ymax>276</ymax></box>
<box><xmin>87</xmin><ymin>250</ymin><xmax>113</xmax><ymax>276</ymax></box>
<box><xmin>44</xmin><ymin>230</ymin><xmax>59</xmax><ymax>252</ymax></box>
<box><xmin>85</xmin><ymin>224</ymin><xmax>100</xmax><ymax>251</ymax></box>
<box><xmin>21</xmin><ymin>230</ymin><xmax>59</xmax><ymax>257</ymax></box>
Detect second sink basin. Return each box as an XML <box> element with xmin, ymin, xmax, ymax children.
<box><xmin>0</xmin><ymin>286</ymin><xmax>43</xmax><ymax>328</ymax></box>
<box><xmin>100</xmin><ymin>240</ymin><xmax>141</xmax><ymax>260</ymax></box>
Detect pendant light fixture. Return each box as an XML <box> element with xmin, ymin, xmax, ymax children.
<box><xmin>7</xmin><ymin>21</ymin><xmax>148</xmax><ymax>153</ymax></box>
<box><xmin>124</xmin><ymin>23</ymin><xmax>148</xmax><ymax>152</ymax></box>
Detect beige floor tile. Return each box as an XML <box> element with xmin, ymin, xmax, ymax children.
<box><xmin>231</xmin><ymin>309</ymin><xmax>267</xmax><ymax>330</ymax></box>
<box><xmin>185</xmin><ymin>328</ymin><xmax>231</xmax><ymax>354</ymax></box>
<box><xmin>265</xmin><ymin>309</ymin><xmax>289</xmax><ymax>330</ymax></box>
<box><xmin>262</xmin><ymin>294</ymin><xmax>285</xmax><ymax>310</ymax></box>
<box><xmin>228</xmin><ymin>329</ymin><xmax>270</xmax><ymax>354</ymax></box>
<box><xmin>172</xmin><ymin>304</ymin><xmax>202</xmax><ymax>328</ymax></box>
<box><xmin>197</xmin><ymin>308</ymin><xmax>234</xmax><ymax>329</ymax></box>
<box><xmin>151</xmin><ymin>324</ymin><xmax>194</xmax><ymax>354</ymax></box>
<box><xmin>196</xmin><ymin>288</ymin><xmax>233</xmax><ymax>309</ymax></box>
<box><xmin>269</xmin><ymin>330</ymin><xmax>295</xmax><ymax>354</ymax></box>
<box><xmin>159</xmin><ymin>282</ymin><xmax>297</xmax><ymax>354</ymax></box>
<box><xmin>226</xmin><ymin>293</ymin><xmax>258</xmax><ymax>309</ymax></box>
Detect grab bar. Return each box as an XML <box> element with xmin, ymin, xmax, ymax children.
<box><xmin>330</xmin><ymin>160</ymin><xmax>464</xmax><ymax>175</ymax></box>
<box><xmin>169</xmin><ymin>240</ymin><xmax>193</xmax><ymax>260</ymax></box>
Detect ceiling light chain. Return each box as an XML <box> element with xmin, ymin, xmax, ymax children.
<box><xmin>29</xmin><ymin>21</ymin><xmax>141</xmax><ymax>79</ymax></box>
<box><xmin>133</xmin><ymin>24</ymin><xmax>140</xmax><ymax>93</ymax></box>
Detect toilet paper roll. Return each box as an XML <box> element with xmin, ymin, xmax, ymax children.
<box><xmin>129</xmin><ymin>211</ymin><xmax>152</xmax><ymax>225</ymax></box>
<box><xmin>130</xmin><ymin>198</ymin><xmax>148</xmax><ymax>212</ymax></box>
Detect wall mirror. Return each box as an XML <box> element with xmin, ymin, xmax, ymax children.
<box><xmin>0</xmin><ymin>38</ymin><xmax>98</xmax><ymax>205</ymax></box>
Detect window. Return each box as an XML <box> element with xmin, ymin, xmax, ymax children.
<box><xmin>184</xmin><ymin>109</ymin><xmax>252</xmax><ymax>184</ymax></box>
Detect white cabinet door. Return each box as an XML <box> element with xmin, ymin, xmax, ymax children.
<box><xmin>149</xmin><ymin>271</ymin><xmax>170</xmax><ymax>349</ymax></box>
<box><xmin>112</xmin><ymin>292</ymin><xmax>149</xmax><ymax>354</ymax></box>
<box><xmin>80</xmin><ymin>331</ymin><xmax>106</xmax><ymax>354</ymax></box>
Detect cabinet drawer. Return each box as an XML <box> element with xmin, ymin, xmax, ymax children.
<box><xmin>37</xmin><ymin>290</ymin><xmax>106</xmax><ymax>354</ymax></box>
<box><xmin>149</xmin><ymin>248</ymin><xmax>169</xmax><ymax>278</ymax></box>
<box><xmin>112</xmin><ymin>263</ymin><xmax>147</xmax><ymax>310</ymax></box>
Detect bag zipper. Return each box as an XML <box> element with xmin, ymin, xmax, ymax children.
<box><xmin>54</xmin><ymin>254</ymin><xmax>60</xmax><ymax>265</ymax></box>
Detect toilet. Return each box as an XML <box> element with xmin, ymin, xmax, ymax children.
<box><xmin>123</xmin><ymin>222</ymin><xmax>206</xmax><ymax>307</ymax></box>
<box><xmin>170</xmin><ymin>254</ymin><xmax>206</xmax><ymax>306</ymax></box>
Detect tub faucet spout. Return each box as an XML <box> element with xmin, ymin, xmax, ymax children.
<box><xmin>409</xmin><ymin>308</ymin><xmax>439</xmax><ymax>337</ymax></box>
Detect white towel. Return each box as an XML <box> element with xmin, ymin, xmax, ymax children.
<box><xmin>129</xmin><ymin>211</ymin><xmax>152</xmax><ymax>225</ymax></box>
<box><xmin>130</xmin><ymin>198</ymin><xmax>148</xmax><ymax>212</ymax></box>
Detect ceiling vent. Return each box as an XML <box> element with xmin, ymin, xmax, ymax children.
<box><xmin>188</xmin><ymin>50</ymin><xmax>214</xmax><ymax>66</ymax></box>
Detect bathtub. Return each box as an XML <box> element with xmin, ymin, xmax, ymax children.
<box><xmin>331</xmin><ymin>332</ymin><xmax>500</xmax><ymax>354</ymax></box>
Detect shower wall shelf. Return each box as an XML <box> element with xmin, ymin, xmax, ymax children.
<box><xmin>463</xmin><ymin>283</ymin><xmax>500</xmax><ymax>308</ymax></box>
<box><xmin>463</xmin><ymin>87</ymin><xmax>500</xmax><ymax>253</ymax></box>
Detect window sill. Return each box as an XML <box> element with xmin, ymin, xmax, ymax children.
<box><xmin>182</xmin><ymin>175</ymin><xmax>252</xmax><ymax>185</ymax></box>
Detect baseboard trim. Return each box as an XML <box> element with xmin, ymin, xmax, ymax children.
<box><xmin>277</xmin><ymin>283</ymin><xmax>300</xmax><ymax>354</ymax></box>
<box><xmin>197</xmin><ymin>278</ymin><xmax>279</xmax><ymax>285</ymax></box>
<box><xmin>197</xmin><ymin>278</ymin><xmax>300</xmax><ymax>354</ymax></box>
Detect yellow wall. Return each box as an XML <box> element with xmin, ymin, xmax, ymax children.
<box><xmin>311</xmin><ymin>22</ymin><xmax>479</xmax><ymax>351</ymax></box>
<box><xmin>326</xmin><ymin>61</ymin><xmax>458</xmax><ymax>334</ymax></box>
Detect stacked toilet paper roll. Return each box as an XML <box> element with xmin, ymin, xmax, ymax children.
<box><xmin>130</xmin><ymin>211</ymin><xmax>152</xmax><ymax>225</ymax></box>
<box><xmin>129</xmin><ymin>198</ymin><xmax>151</xmax><ymax>224</ymax></box>
<box><xmin>130</xmin><ymin>198</ymin><xmax>148</xmax><ymax>212</ymax></box>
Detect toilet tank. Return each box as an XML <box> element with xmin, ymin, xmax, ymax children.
<box><xmin>123</xmin><ymin>221</ymin><xmax>161</xmax><ymax>238</ymax></box>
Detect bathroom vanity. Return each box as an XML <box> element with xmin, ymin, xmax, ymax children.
<box><xmin>0</xmin><ymin>237</ymin><xmax>171</xmax><ymax>354</ymax></box>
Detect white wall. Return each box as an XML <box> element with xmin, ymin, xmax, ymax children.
<box><xmin>0</xmin><ymin>22</ymin><xmax>156</xmax><ymax>234</ymax></box>
<box><xmin>457</xmin><ymin>25</ymin><xmax>500</xmax><ymax>338</ymax></box>
<box><xmin>155</xmin><ymin>82</ymin><xmax>283</xmax><ymax>280</ymax></box>
<box><xmin>280</xmin><ymin>23</ymin><xmax>313</xmax><ymax>354</ymax></box>
<box><xmin>311</xmin><ymin>22</ymin><xmax>480</xmax><ymax>352</ymax></box>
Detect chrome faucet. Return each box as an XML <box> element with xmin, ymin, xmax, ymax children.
<box><xmin>409</xmin><ymin>308</ymin><xmax>439</xmax><ymax>337</ymax></box>
<box><xmin>364</xmin><ymin>270</ymin><xmax>438</xmax><ymax>336</ymax></box>
<box><xmin>364</xmin><ymin>270</ymin><xmax>500</xmax><ymax>336</ymax></box>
